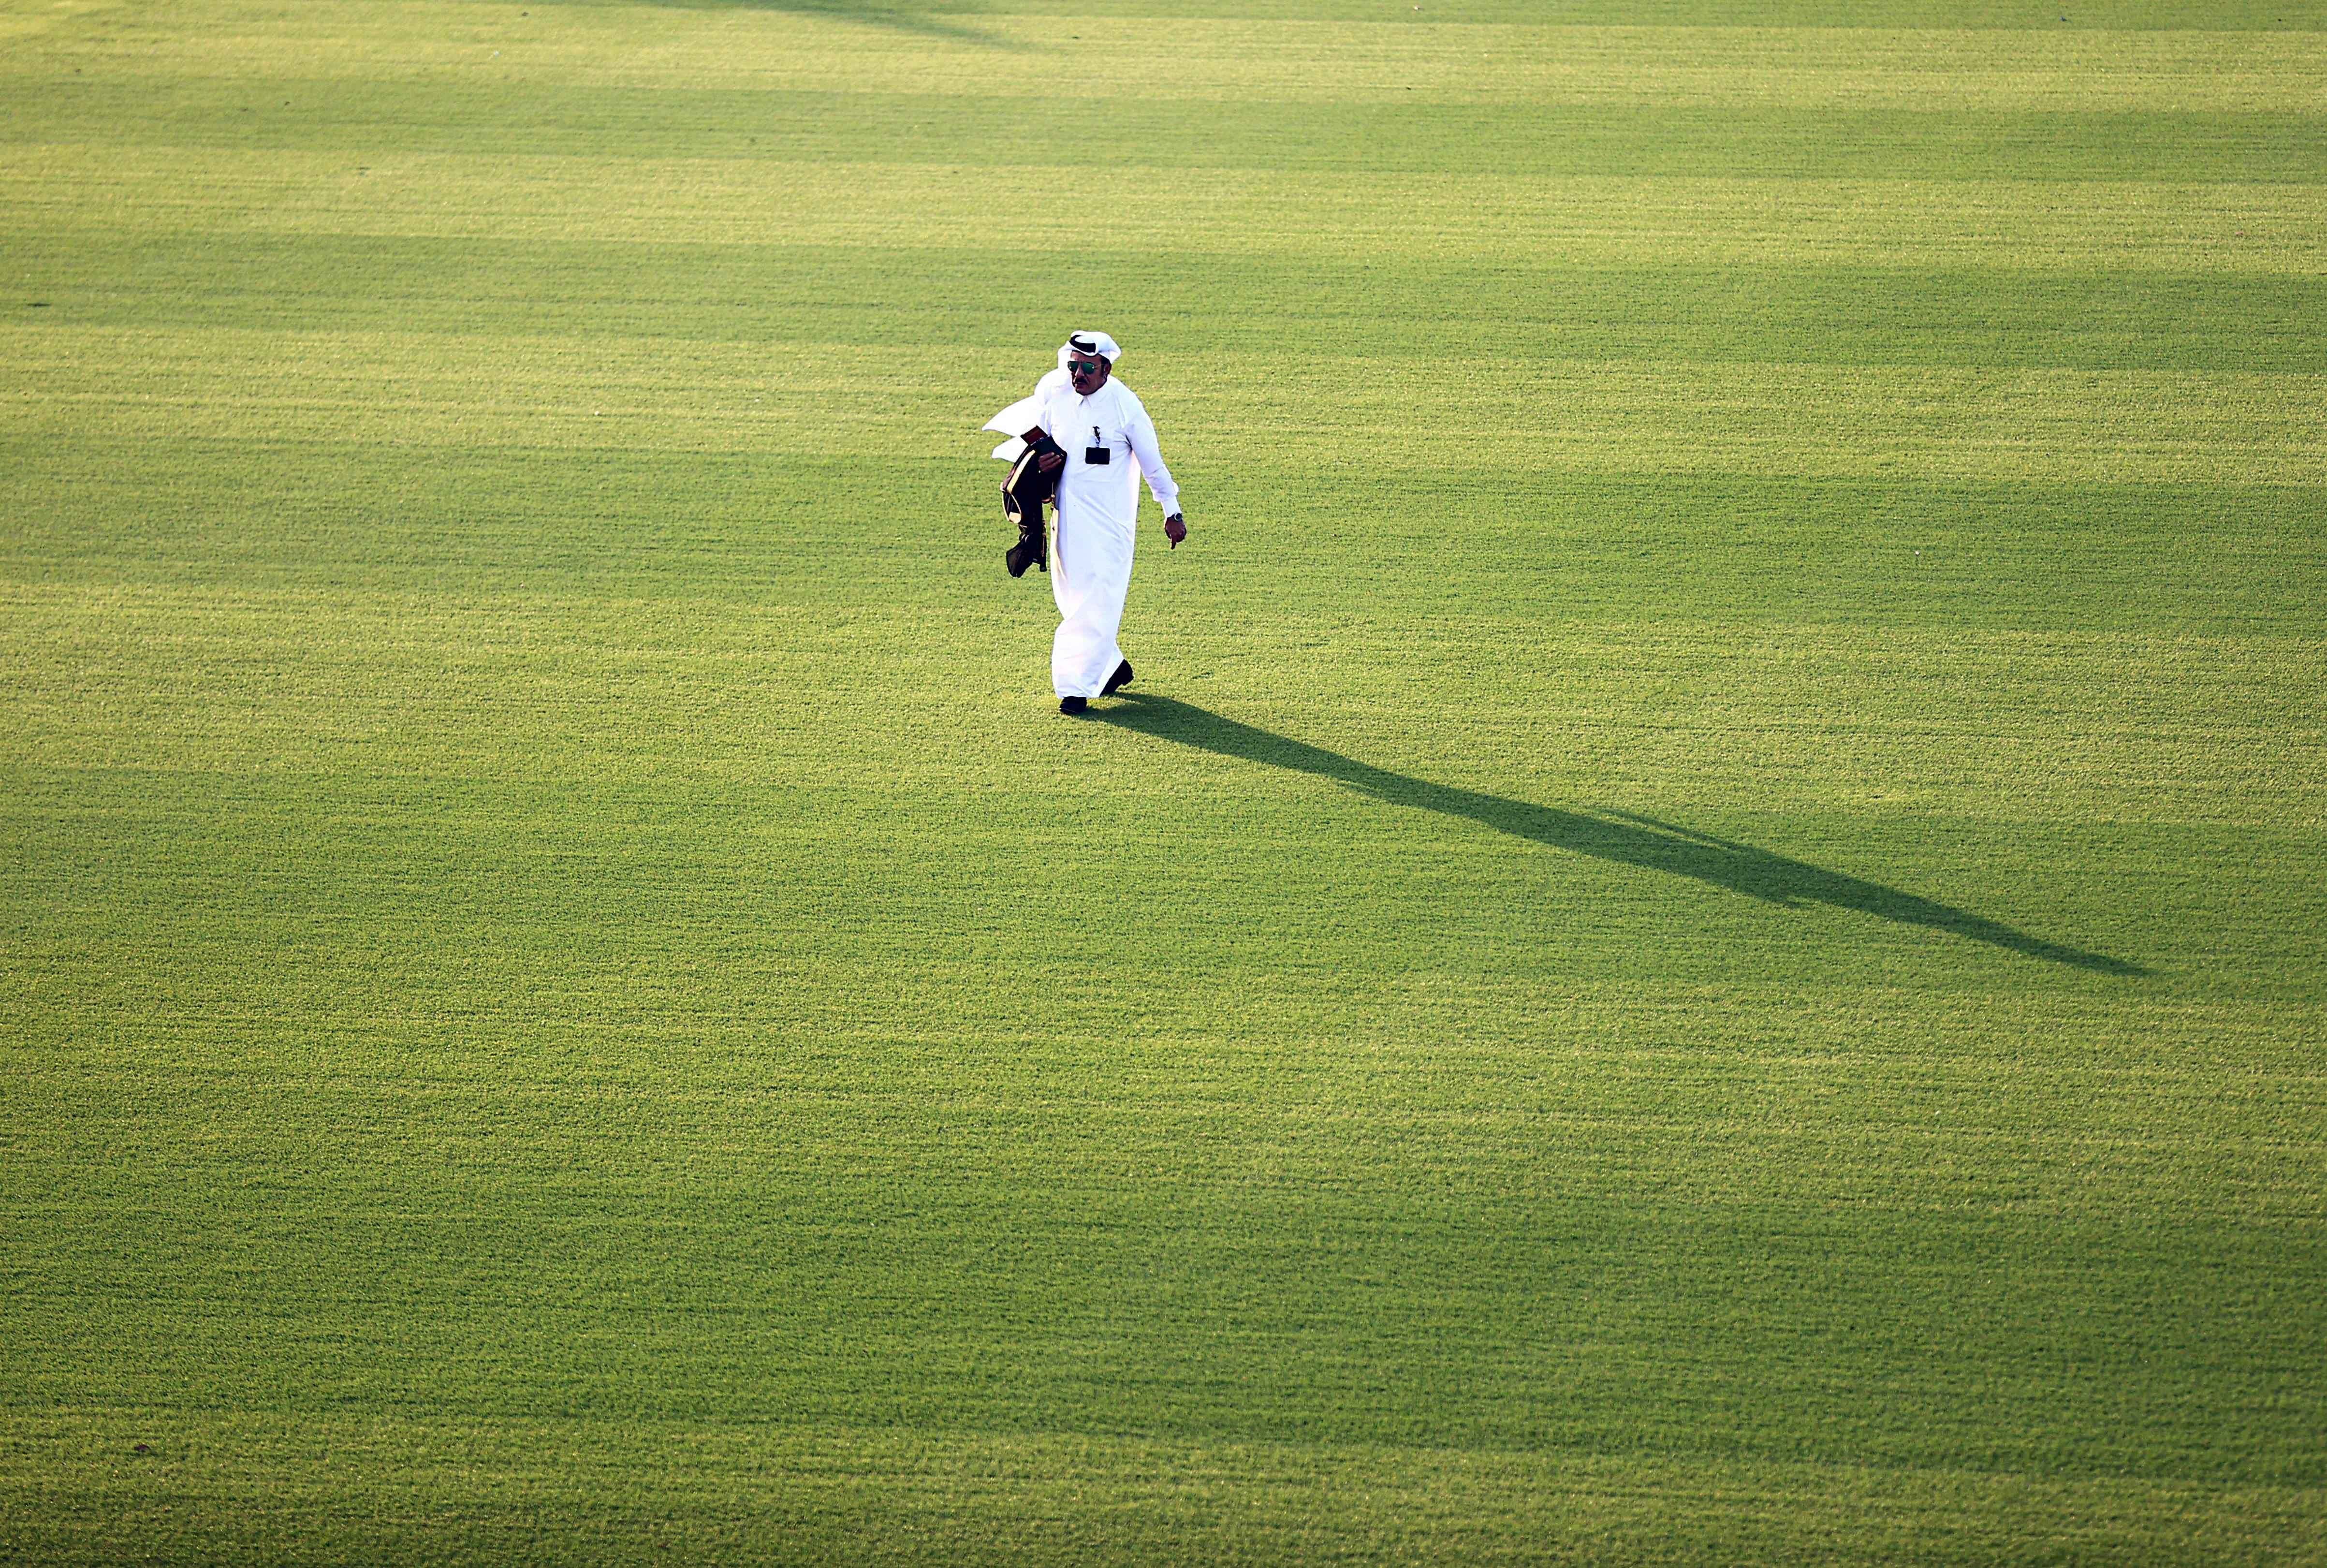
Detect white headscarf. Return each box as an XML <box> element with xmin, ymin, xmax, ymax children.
<box><xmin>1059</xmin><ymin>331</ymin><xmax>1122</xmax><ymax>369</ymax></box>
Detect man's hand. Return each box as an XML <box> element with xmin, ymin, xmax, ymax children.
<box><xmin>1164</xmin><ymin>513</ymin><xmax>1187</xmax><ymax>549</ymax></box>
<box><xmin>1037</xmin><ymin>452</ymin><xmax>1064</xmax><ymax>474</ymax></box>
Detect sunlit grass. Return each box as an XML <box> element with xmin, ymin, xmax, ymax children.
<box><xmin>2</xmin><ymin>0</ymin><xmax>2322</xmax><ymax>1561</ymax></box>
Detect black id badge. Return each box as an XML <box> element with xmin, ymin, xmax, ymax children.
<box><xmin>1085</xmin><ymin>425</ymin><xmax>1111</xmax><ymax>465</ymax></box>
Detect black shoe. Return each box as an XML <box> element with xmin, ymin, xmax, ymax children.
<box><xmin>1058</xmin><ymin>696</ymin><xmax>1087</xmax><ymax>715</ymax></box>
<box><xmin>1100</xmin><ymin>659</ymin><xmax>1134</xmax><ymax>697</ymax></box>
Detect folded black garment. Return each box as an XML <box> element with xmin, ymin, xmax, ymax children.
<box><xmin>1002</xmin><ymin>432</ymin><xmax>1066</xmax><ymax>577</ymax></box>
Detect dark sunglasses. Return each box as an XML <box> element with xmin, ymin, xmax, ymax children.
<box><xmin>1068</xmin><ymin>358</ymin><xmax>1106</xmax><ymax>373</ymax></box>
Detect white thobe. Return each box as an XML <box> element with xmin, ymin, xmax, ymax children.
<box><xmin>1030</xmin><ymin>370</ymin><xmax>1182</xmax><ymax>698</ymax></box>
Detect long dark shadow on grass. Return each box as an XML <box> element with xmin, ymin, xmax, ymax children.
<box><xmin>628</xmin><ymin>0</ymin><xmax>1016</xmax><ymax>47</ymax></box>
<box><xmin>1098</xmin><ymin>694</ymin><xmax>2144</xmax><ymax>975</ymax></box>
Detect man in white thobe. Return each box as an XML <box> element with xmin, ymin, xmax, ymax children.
<box><xmin>1015</xmin><ymin>332</ymin><xmax>1187</xmax><ymax>715</ymax></box>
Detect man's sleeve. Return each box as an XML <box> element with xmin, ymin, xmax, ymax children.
<box><xmin>1125</xmin><ymin>395</ymin><xmax>1181</xmax><ymax>515</ymax></box>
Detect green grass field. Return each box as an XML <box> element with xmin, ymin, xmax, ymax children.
<box><xmin>3</xmin><ymin>0</ymin><xmax>2324</xmax><ymax>1560</ymax></box>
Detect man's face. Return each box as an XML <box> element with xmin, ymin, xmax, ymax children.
<box><xmin>1068</xmin><ymin>353</ymin><xmax>1110</xmax><ymax>395</ymax></box>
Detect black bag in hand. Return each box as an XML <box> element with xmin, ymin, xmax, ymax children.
<box><xmin>1001</xmin><ymin>433</ymin><xmax>1066</xmax><ymax>577</ymax></box>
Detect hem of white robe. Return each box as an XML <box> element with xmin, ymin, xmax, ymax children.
<box><xmin>1049</xmin><ymin>502</ymin><xmax>1132</xmax><ymax>699</ymax></box>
